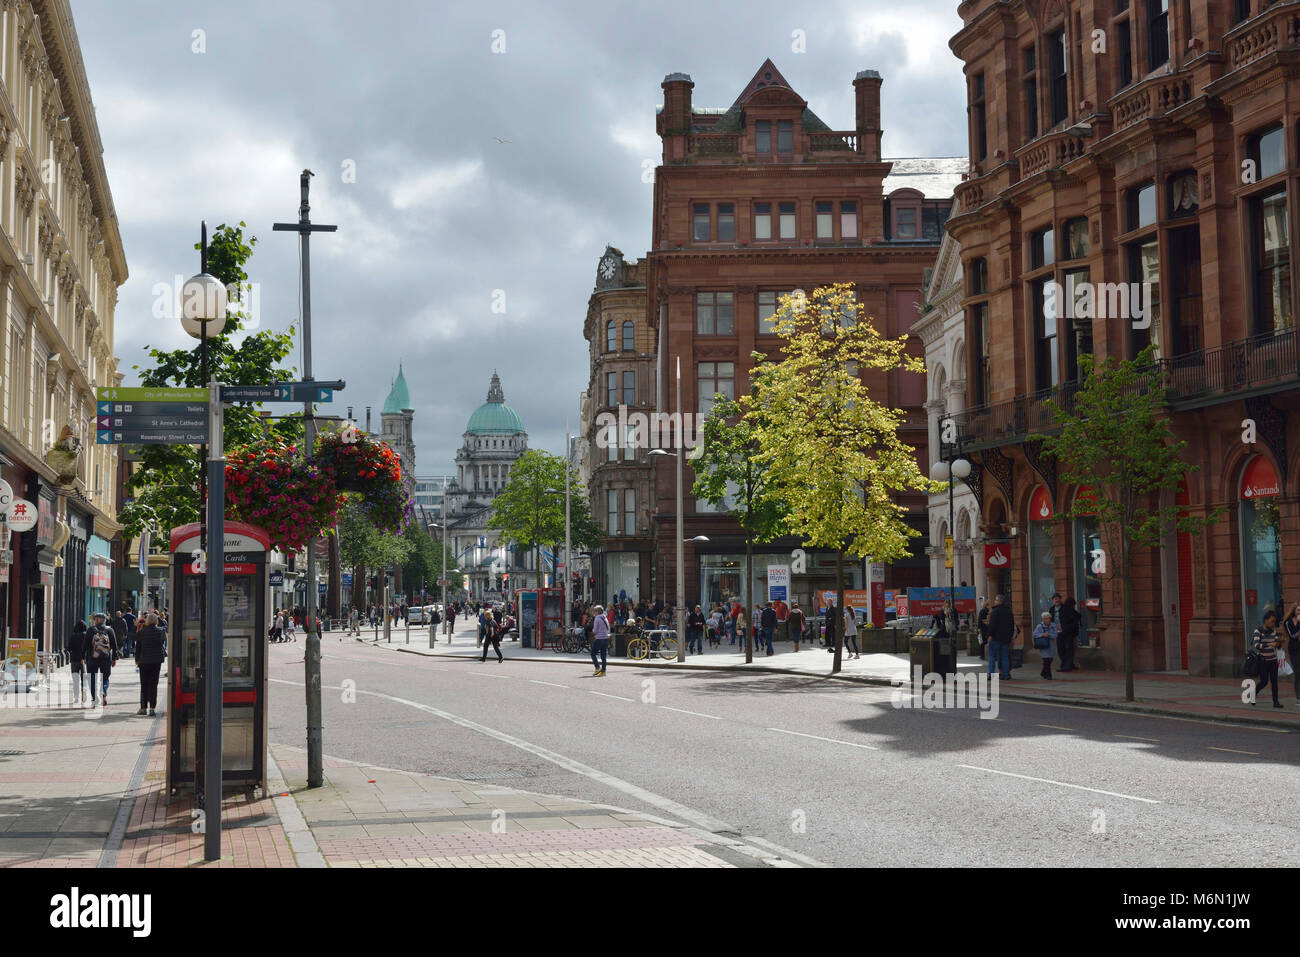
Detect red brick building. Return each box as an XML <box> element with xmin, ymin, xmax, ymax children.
<box><xmin>646</xmin><ymin>60</ymin><xmax>962</xmax><ymax>616</ymax></box>
<box><xmin>947</xmin><ymin>0</ymin><xmax>1300</xmax><ymax>674</ymax></box>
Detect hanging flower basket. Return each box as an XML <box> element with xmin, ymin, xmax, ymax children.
<box><xmin>313</xmin><ymin>429</ymin><xmax>411</xmax><ymax>535</ymax></box>
<box><xmin>224</xmin><ymin>437</ymin><xmax>345</xmax><ymax>552</ymax></box>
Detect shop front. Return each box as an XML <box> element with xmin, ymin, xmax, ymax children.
<box><xmin>1237</xmin><ymin>455</ymin><xmax>1282</xmax><ymax>649</ymax></box>
<box><xmin>700</xmin><ymin>549</ymin><xmax>864</xmax><ymax>618</ymax></box>
<box><xmin>1071</xmin><ymin>486</ymin><xmax>1103</xmax><ymax>647</ymax></box>
<box><xmin>1026</xmin><ymin>486</ymin><xmax>1056</xmax><ymax>621</ymax></box>
<box><xmin>87</xmin><ymin>534</ymin><xmax>112</xmax><ymax>618</ymax></box>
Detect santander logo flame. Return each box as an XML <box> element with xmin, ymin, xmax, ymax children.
<box><xmin>986</xmin><ymin>546</ymin><xmax>1008</xmax><ymax>567</ymax></box>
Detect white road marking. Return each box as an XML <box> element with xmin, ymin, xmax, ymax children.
<box><xmin>660</xmin><ymin>706</ymin><xmax>721</xmax><ymax>720</ymax></box>
<box><xmin>768</xmin><ymin>728</ymin><xmax>880</xmax><ymax>750</ymax></box>
<box><xmin>956</xmin><ymin>764</ymin><xmax>1160</xmax><ymax>804</ymax></box>
<box><xmin>529</xmin><ymin>680</ymin><xmax>569</xmax><ymax>689</ymax></box>
<box><xmin>589</xmin><ymin>690</ymin><xmax>635</xmax><ymax>702</ymax></box>
<box><xmin>1036</xmin><ymin>724</ymin><xmax>1074</xmax><ymax>731</ymax></box>
<box><xmin>1207</xmin><ymin>746</ymin><xmax>1259</xmax><ymax>756</ymax></box>
<box><xmin>268</xmin><ymin>677</ymin><xmax>816</xmax><ymax>862</ymax></box>
<box><xmin>468</xmin><ymin>671</ymin><xmax>509</xmax><ymax>678</ymax></box>
<box><xmin>1114</xmin><ymin>733</ymin><xmax>1159</xmax><ymax>742</ymax></box>
<box><xmin>996</xmin><ymin>695</ymin><xmax>1292</xmax><ymax>732</ymax></box>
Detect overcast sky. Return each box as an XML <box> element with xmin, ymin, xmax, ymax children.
<box><xmin>70</xmin><ymin>0</ymin><xmax>967</xmax><ymax>475</ymax></box>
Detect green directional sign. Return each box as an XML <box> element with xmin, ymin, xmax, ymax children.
<box><xmin>97</xmin><ymin>428</ymin><xmax>209</xmax><ymax>445</ymax></box>
<box><xmin>96</xmin><ymin>387</ymin><xmax>209</xmax><ymax>403</ymax></box>
<box><xmin>97</xmin><ymin>400</ymin><xmax>207</xmax><ymax>417</ymax></box>
<box><xmin>221</xmin><ymin>379</ymin><xmax>343</xmax><ymax>403</ymax></box>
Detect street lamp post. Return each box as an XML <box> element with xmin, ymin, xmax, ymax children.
<box><xmin>930</xmin><ymin>442</ymin><xmax>971</xmax><ymax>675</ymax></box>
<box><xmin>180</xmin><ymin>223</ymin><xmax>228</xmax><ymax>862</ymax></box>
<box><xmin>428</xmin><ymin>521</ymin><xmax>450</xmax><ymax>643</ymax></box>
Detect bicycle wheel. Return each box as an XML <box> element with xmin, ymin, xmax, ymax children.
<box><xmin>563</xmin><ymin>634</ymin><xmax>580</xmax><ymax>654</ymax></box>
<box><xmin>657</xmin><ymin>637</ymin><xmax>679</xmax><ymax>660</ymax></box>
<box><xmin>627</xmin><ymin>638</ymin><xmax>647</xmax><ymax>660</ymax></box>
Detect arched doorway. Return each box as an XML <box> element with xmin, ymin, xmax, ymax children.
<box><xmin>1071</xmin><ymin>486</ymin><xmax>1102</xmax><ymax>647</ymax></box>
<box><xmin>1238</xmin><ymin>455</ymin><xmax>1282</xmax><ymax>649</ymax></box>
<box><xmin>1026</xmin><ymin>486</ymin><xmax>1056</xmax><ymax>620</ymax></box>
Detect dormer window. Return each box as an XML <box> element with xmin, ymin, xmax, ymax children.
<box><xmin>756</xmin><ymin>121</ymin><xmax>771</xmax><ymax>155</ymax></box>
<box><xmin>896</xmin><ymin>208</ymin><xmax>917</xmax><ymax>239</ymax></box>
<box><xmin>777</xmin><ymin>120</ymin><xmax>793</xmax><ymax>153</ymax></box>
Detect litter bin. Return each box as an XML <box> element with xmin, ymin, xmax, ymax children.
<box><xmin>932</xmin><ymin>636</ymin><xmax>957</xmax><ymax>676</ymax></box>
<box><xmin>613</xmin><ymin>625</ymin><xmax>630</xmax><ymax>658</ymax></box>
<box><xmin>909</xmin><ymin>634</ymin><xmax>937</xmax><ymax>673</ymax></box>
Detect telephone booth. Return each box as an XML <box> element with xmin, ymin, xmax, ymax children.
<box><xmin>166</xmin><ymin>521</ymin><xmax>271</xmax><ymax>796</ymax></box>
<box><xmin>516</xmin><ymin>587</ymin><xmax>564</xmax><ymax>648</ymax></box>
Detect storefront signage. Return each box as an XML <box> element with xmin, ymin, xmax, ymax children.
<box><xmin>983</xmin><ymin>543</ymin><xmax>1011</xmax><ymax>569</ymax></box>
<box><xmin>895</xmin><ymin>595</ymin><xmax>909</xmax><ymax>617</ymax></box>
<box><xmin>814</xmin><ymin>589</ymin><xmax>870</xmax><ymax>614</ymax></box>
<box><xmin>767</xmin><ymin>565</ymin><xmax>789</xmax><ymax>602</ymax></box>
<box><xmin>269</xmin><ymin>571</ymin><xmax>284</xmax><ymax>586</ymax></box>
<box><xmin>0</xmin><ymin>479</ymin><xmax>12</xmax><ymax>514</ymax></box>
<box><xmin>7</xmin><ymin>498</ymin><xmax>37</xmax><ymax>533</ymax></box>
<box><xmin>1240</xmin><ymin>457</ymin><xmax>1281</xmax><ymax>499</ymax></box>
<box><xmin>907</xmin><ymin>587</ymin><xmax>977</xmax><ymax>615</ymax></box>
<box><xmin>1029</xmin><ymin>486</ymin><xmax>1054</xmax><ymax>521</ymax></box>
<box><xmin>4</xmin><ymin>638</ymin><xmax>36</xmax><ymax>672</ymax></box>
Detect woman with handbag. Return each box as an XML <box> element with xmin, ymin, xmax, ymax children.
<box><xmin>1033</xmin><ymin>611</ymin><xmax>1058</xmax><ymax>680</ymax></box>
<box><xmin>1251</xmin><ymin>609</ymin><xmax>1283</xmax><ymax>708</ymax></box>
<box><xmin>1283</xmin><ymin>605</ymin><xmax>1300</xmax><ymax>704</ymax></box>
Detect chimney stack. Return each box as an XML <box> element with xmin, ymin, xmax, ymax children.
<box><xmin>660</xmin><ymin>72</ymin><xmax>694</xmax><ymax>164</ymax></box>
<box><xmin>854</xmin><ymin>69</ymin><xmax>883</xmax><ymax>161</ymax></box>
<box><xmin>365</xmin><ymin>406</ymin><xmax>371</xmax><ymax>435</ymax></box>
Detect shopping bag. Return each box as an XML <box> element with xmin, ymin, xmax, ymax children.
<box><xmin>1279</xmin><ymin>647</ymin><xmax>1294</xmax><ymax>678</ymax></box>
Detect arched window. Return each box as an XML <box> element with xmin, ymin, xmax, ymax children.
<box><xmin>606</xmin><ymin>322</ymin><xmax>616</xmax><ymax>352</ymax></box>
<box><xmin>622</xmin><ymin>321</ymin><xmax>634</xmax><ymax>351</ymax></box>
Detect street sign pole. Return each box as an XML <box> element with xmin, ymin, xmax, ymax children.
<box><xmin>274</xmin><ymin>170</ymin><xmax>336</xmax><ymax>791</ymax></box>
<box><xmin>203</xmin><ymin>378</ymin><xmax>225</xmax><ymax>861</ymax></box>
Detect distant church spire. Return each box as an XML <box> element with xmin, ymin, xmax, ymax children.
<box><xmin>487</xmin><ymin>370</ymin><xmax>504</xmax><ymax>404</ymax></box>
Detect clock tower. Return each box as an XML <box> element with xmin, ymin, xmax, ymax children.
<box><xmin>596</xmin><ymin>245</ymin><xmax>624</xmax><ymax>289</ymax></box>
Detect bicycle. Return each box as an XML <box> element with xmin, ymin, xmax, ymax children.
<box><xmin>626</xmin><ymin>627</ymin><xmax>679</xmax><ymax>661</ymax></box>
<box><xmin>557</xmin><ymin>627</ymin><xmax>590</xmax><ymax>654</ymax></box>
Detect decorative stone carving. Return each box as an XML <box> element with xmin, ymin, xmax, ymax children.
<box><xmin>982</xmin><ymin>446</ymin><xmax>1014</xmax><ymax>501</ymax></box>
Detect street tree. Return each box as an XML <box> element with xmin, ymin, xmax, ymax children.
<box><xmin>119</xmin><ymin>222</ymin><xmax>301</xmax><ymax>538</ymax></box>
<box><xmin>744</xmin><ymin>283</ymin><xmax>932</xmax><ymax>674</ymax></box>
<box><xmin>1036</xmin><ymin>345</ymin><xmax>1219</xmax><ymax>701</ymax></box>
<box><xmin>488</xmin><ymin>450</ymin><xmax>600</xmax><ymax>593</ymax></box>
<box><xmin>337</xmin><ymin>497</ymin><xmax>412</xmax><ymax>611</ymax></box>
<box><xmin>693</xmin><ymin>392</ymin><xmax>787</xmax><ymax>663</ymax></box>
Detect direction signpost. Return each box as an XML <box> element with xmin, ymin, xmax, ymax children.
<box><xmin>221</xmin><ymin>380</ymin><xmax>342</xmax><ymax>404</ymax></box>
<box><xmin>95</xmin><ymin>388</ymin><xmax>211</xmax><ymax>447</ymax></box>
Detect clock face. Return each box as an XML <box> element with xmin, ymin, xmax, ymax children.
<box><xmin>599</xmin><ymin>256</ymin><xmax>618</xmax><ymax>280</ymax></box>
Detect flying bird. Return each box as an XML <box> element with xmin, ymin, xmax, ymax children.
<box><xmin>493</xmin><ymin>137</ymin><xmax>512</xmax><ymax>144</ymax></box>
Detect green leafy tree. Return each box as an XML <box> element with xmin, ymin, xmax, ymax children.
<box><xmin>489</xmin><ymin>450</ymin><xmax>600</xmax><ymax>590</ymax></box>
<box><xmin>693</xmin><ymin>392</ymin><xmax>787</xmax><ymax>663</ymax></box>
<box><xmin>400</xmin><ymin>522</ymin><xmax>463</xmax><ymax>601</ymax></box>
<box><xmin>745</xmin><ymin>283</ymin><xmax>933</xmax><ymax>674</ymax></box>
<box><xmin>119</xmin><ymin>222</ymin><xmax>301</xmax><ymax>538</ymax></box>
<box><xmin>337</xmin><ymin>497</ymin><xmax>412</xmax><ymax>611</ymax></box>
<box><xmin>1036</xmin><ymin>345</ymin><xmax>1220</xmax><ymax>701</ymax></box>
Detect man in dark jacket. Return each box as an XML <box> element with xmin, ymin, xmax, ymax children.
<box><xmin>760</xmin><ymin>602</ymin><xmax>778</xmax><ymax>656</ymax></box>
<box><xmin>67</xmin><ymin>619</ymin><xmax>90</xmax><ymax>703</ymax></box>
<box><xmin>120</xmin><ymin>605</ymin><xmax>137</xmax><ymax>658</ymax></box>
<box><xmin>86</xmin><ymin>612</ymin><xmax>118</xmax><ymax>705</ymax></box>
<box><xmin>133</xmin><ymin>613</ymin><xmax>167</xmax><ymax>716</ymax></box>
<box><xmin>986</xmin><ymin>594</ymin><xmax>1018</xmax><ymax>680</ymax></box>
<box><xmin>1057</xmin><ymin>596</ymin><xmax>1082</xmax><ymax>672</ymax></box>
<box><xmin>109</xmin><ymin>610</ymin><xmax>129</xmax><ymax>660</ymax></box>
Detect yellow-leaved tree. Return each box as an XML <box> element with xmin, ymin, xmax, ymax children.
<box><xmin>744</xmin><ymin>283</ymin><xmax>935</xmax><ymax>674</ymax></box>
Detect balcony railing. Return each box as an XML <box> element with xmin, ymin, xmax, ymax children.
<box><xmin>1109</xmin><ymin>73</ymin><xmax>1194</xmax><ymax>131</ymax></box>
<box><xmin>808</xmin><ymin>131</ymin><xmax>857</xmax><ymax>152</ymax></box>
<box><xmin>1016</xmin><ymin>130</ymin><xmax>1087</xmax><ymax>178</ymax></box>
<box><xmin>688</xmin><ymin>133</ymin><xmax>739</xmax><ymax>155</ymax></box>
<box><xmin>1227</xmin><ymin>2</ymin><xmax>1300</xmax><ymax>71</ymax></box>
<box><xmin>951</xmin><ymin>328</ymin><xmax>1300</xmax><ymax>450</ymax></box>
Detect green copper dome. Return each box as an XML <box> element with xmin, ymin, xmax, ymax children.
<box><xmin>382</xmin><ymin>366</ymin><xmax>411</xmax><ymax>414</ymax></box>
<box><xmin>466</xmin><ymin>371</ymin><xmax>526</xmax><ymax>434</ymax></box>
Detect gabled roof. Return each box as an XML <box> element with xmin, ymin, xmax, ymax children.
<box><xmin>731</xmin><ymin>58</ymin><xmax>797</xmax><ymax>107</ymax></box>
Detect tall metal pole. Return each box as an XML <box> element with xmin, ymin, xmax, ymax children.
<box><xmin>442</xmin><ymin>523</ymin><xmax>448</xmax><ymax>639</ymax></box>
<box><xmin>195</xmin><ymin>222</ymin><xmax>210</xmax><ymax>812</ymax></box>
<box><xmin>564</xmin><ymin>422</ymin><xmax>571</xmax><ymax>631</ymax></box>
<box><xmin>203</xmin><ymin>379</ymin><xmax>225</xmax><ymax>861</ymax></box>
<box><xmin>274</xmin><ymin>170</ymin><xmax>335</xmax><ymax>790</ymax></box>
<box><xmin>948</xmin><ymin>454</ymin><xmax>956</xmax><ymax>673</ymax></box>
<box><xmin>676</xmin><ymin>357</ymin><xmax>686</xmax><ymax>663</ymax></box>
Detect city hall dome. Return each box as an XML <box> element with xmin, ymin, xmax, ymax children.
<box><xmin>465</xmin><ymin>371</ymin><xmax>526</xmax><ymax>435</ymax></box>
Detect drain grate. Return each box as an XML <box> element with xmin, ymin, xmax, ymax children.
<box><xmin>0</xmin><ymin>749</ymin><xmax>25</xmax><ymax>756</ymax></box>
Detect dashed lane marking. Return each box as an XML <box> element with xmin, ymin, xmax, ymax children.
<box><xmin>1114</xmin><ymin>733</ymin><xmax>1160</xmax><ymax>742</ymax></box>
<box><xmin>767</xmin><ymin>728</ymin><xmax>879</xmax><ymax>750</ymax></box>
<box><xmin>589</xmin><ymin>691</ymin><xmax>635</xmax><ymax>702</ymax></box>
<box><xmin>1036</xmin><ymin>724</ymin><xmax>1074</xmax><ymax>731</ymax></box>
<box><xmin>1206</xmin><ymin>746</ymin><xmax>1259</xmax><ymax>756</ymax></box>
<box><xmin>529</xmin><ymin>680</ymin><xmax>569</xmax><ymax>689</ymax></box>
<box><xmin>956</xmin><ymin>764</ymin><xmax>1160</xmax><ymax>804</ymax></box>
<box><xmin>660</xmin><ymin>706</ymin><xmax>722</xmax><ymax>720</ymax></box>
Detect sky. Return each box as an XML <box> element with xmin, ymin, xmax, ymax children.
<box><xmin>70</xmin><ymin>0</ymin><xmax>968</xmax><ymax>476</ymax></box>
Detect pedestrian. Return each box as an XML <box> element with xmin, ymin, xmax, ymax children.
<box><xmin>976</xmin><ymin>597</ymin><xmax>990</xmax><ymax>660</ymax></box>
<box><xmin>86</xmin><ymin>612</ymin><xmax>118</xmax><ymax>705</ymax></box>
<box><xmin>590</xmin><ymin>604</ymin><xmax>609</xmax><ymax>676</ymax></box>
<box><xmin>760</xmin><ymin>601</ymin><xmax>777</xmax><ymax>656</ymax></box>
<box><xmin>68</xmin><ymin>619</ymin><xmax>89</xmax><ymax>703</ymax></box>
<box><xmin>477</xmin><ymin>606</ymin><xmax>486</xmax><ymax>646</ymax></box>
<box><xmin>284</xmin><ymin>613</ymin><xmax>297</xmax><ymax>643</ymax></box>
<box><xmin>707</xmin><ymin>604</ymin><xmax>724</xmax><ymax>649</ymax></box>
<box><xmin>349</xmin><ymin>605</ymin><xmax>359</xmax><ymax>637</ymax></box>
<box><xmin>110</xmin><ymin>609</ymin><xmax>129</xmax><ymax>660</ymax></box>
<box><xmin>789</xmin><ymin>600</ymin><xmax>805</xmax><ymax>652</ymax></box>
<box><xmin>843</xmin><ymin>604</ymin><xmax>860</xmax><ymax>659</ymax></box>
<box><xmin>429</xmin><ymin>603</ymin><xmax>442</xmax><ymax>643</ymax></box>
<box><xmin>1057</xmin><ymin>596</ymin><xmax>1081</xmax><ymax>671</ymax></box>
<box><xmin>1285</xmin><ymin>604</ymin><xmax>1300</xmax><ymax>705</ymax></box>
<box><xmin>480</xmin><ymin>609</ymin><xmax>504</xmax><ymax>663</ymax></box>
<box><xmin>986</xmin><ymin>594</ymin><xmax>1016</xmax><ymax>680</ymax></box>
<box><xmin>736</xmin><ymin>607</ymin><xmax>749</xmax><ymax>652</ymax></box>
<box><xmin>121</xmin><ymin>605</ymin><xmax>137</xmax><ymax>659</ymax></box>
<box><xmin>1033</xmin><ymin>611</ymin><xmax>1058</xmax><ymax>679</ymax></box>
<box><xmin>1251</xmin><ymin>608</ymin><xmax>1284</xmax><ymax>708</ymax></box>
<box><xmin>687</xmin><ymin>605</ymin><xmax>705</xmax><ymax>655</ymax></box>
<box><xmin>133</xmin><ymin>613</ymin><xmax>167</xmax><ymax>716</ymax></box>
<box><xmin>446</xmin><ymin>603</ymin><xmax>455</xmax><ymax>639</ymax></box>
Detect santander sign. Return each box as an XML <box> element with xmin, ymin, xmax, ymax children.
<box><xmin>1240</xmin><ymin>457</ymin><xmax>1280</xmax><ymax>500</ymax></box>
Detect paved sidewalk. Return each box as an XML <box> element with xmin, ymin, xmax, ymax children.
<box><xmin>384</xmin><ymin>615</ymin><xmax>1300</xmax><ymax>731</ymax></box>
<box><xmin>0</xmin><ymin>649</ymin><xmax>794</xmax><ymax>868</ymax></box>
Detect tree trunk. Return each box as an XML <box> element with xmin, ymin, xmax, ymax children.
<box><xmin>832</xmin><ymin>546</ymin><xmax>845</xmax><ymax>674</ymax></box>
<box><xmin>745</xmin><ymin>534</ymin><xmax>753</xmax><ymax>664</ymax></box>
<box><xmin>1122</xmin><ymin>530</ymin><xmax>1134</xmax><ymax>701</ymax></box>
